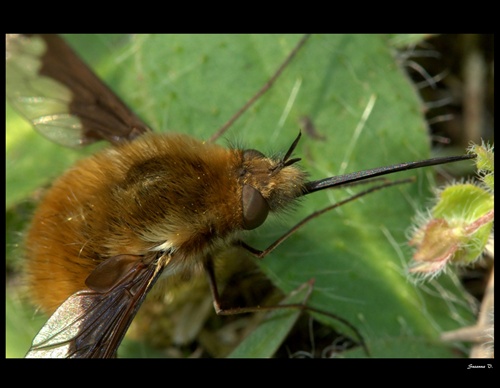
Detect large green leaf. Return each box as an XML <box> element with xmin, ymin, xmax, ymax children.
<box><xmin>6</xmin><ymin>34</ymin><xmax>474</xmax><ymax>358</ymax></box>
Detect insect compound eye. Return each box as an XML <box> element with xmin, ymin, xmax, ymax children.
<box><xmin>241</xmin><ymin>184</ymin><xmax>269</xmax><ymax>230</ymax></box>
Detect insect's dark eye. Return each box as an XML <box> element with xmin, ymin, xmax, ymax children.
<box><xmin>241</xmin><ymin>184</ymin><xmax>269</xmax><ymax>230</ymax></box>
<box><xmin>243</xmin><ymin>149</ymin><xmax>265</xmax><ymax>161</ymax></box>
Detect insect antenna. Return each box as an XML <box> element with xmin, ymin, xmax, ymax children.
<box><xmin>270</xmin><ymin>131</ymin><xmax>303</xmax><ymax>173</ymax></box>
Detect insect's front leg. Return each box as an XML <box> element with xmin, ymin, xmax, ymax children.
<box><xmin>237</xmin><ymin>241</ymin><xmax>264</xmax><ymax>259</ymax></box>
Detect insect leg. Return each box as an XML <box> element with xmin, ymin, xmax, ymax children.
<box><xmin>203</xmin><ymin>253</ymin><xmax>370</xmax><ymax>355</ymax></box>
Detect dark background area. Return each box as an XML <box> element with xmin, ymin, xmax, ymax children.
<box><xmin>405</xmin><ymin>34</ymin><xmax>493</xmax><ymax>149</ymax></box>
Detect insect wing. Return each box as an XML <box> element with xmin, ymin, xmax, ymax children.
<box><xmin>26</xmin><ymin>256</ymin><xmax>166</xmax><ymax>358</ymax></box>
<box><xmin>6</xmin><ymin>34</ymin><xmax>151</xmax><ymax>147</ymax></box>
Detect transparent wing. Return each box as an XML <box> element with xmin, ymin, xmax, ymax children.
<box><xmin>6</xmin><ymin>34</ymin><xmax>151</xmax><ymax>147</ymax></box>
<box><xmin>26</xmin><ymin>254</ymin><xmax>167</xmax><ymax>358</ymax></box>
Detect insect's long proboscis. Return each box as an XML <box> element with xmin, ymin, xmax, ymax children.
<box><xmin>303</xmin><ymin>153</ymin><xmax>476</xmax><ymax>195</ymax></box>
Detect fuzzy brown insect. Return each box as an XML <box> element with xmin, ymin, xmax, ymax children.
<box><xmin>6</xmin><ymin>34</ymin><xmax>474</xmax><ymax>358</ymax></box>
